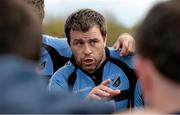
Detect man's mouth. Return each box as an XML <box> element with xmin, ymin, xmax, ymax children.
<box><xmin>83</xmin><ymin>58</ymin><xmax>94</xmax><ymax>65</ymax></box>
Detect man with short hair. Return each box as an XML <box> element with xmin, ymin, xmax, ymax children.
<box><xmin>49</xmin><ymin>8</ymin><xmax>142</xmax><ymax>112</ymax></box>
<box><xmin>134</xmin><ymin>0</ymin><xmax>180</xmax><ymax>113</ymax></box>
<box><xmin>25</xmin><ymin>0</ymin><xmax>136</xmax><ymax>81</ymax></box>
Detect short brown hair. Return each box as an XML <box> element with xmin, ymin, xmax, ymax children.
<box><xmin>65</xmin><ymin>8</ymin><xmax>107</xmax><ymax>44</ymax></box>
<box><xmin>136</xmin><ymin>0</ymin><xmax>180</xmax><ymax>84</ymax></box>
<box><xmin>25</xmin><ymin>0</ymin><xmax>44</xmax><ymax>22</ymax></box>
<box><xmin>0</xmin><ymin>0</ymin><xmax>42</xmax><ymax>61</ymax></box>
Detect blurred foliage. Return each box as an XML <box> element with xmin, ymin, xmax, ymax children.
<box><xmin>107</xmin><ymin>20</ymin><xmax>131</xmax><ymax>46</ymax></box>
<box><xmin>43</xmin><ymin>14</ymin><xmax>136</xmax><ymax>46</ymax></box>
<box><xmin>43</xmin><ymin>18</ymin><xmax>65</xmax><ymax>38</ymax></box>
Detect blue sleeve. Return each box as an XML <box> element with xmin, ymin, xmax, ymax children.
<box><xmin>42</xmin><ymin>35</ymin><xmax>72</xmax><ymax>58</ymax></box>
<box><xmin>108</xmin><ymin>47</ymin><xmax>134</xmax><ymax>69</ymax></box>
<box><xmin>40</xmin><ymin>48</ymin><xmax>53</xmax><ymax>76</ymax></box>
<box><xmin>134</xmin><ymin>80</ymin><xmax>144</xmax><ymax>107</ymax></box>
<box><xmin>39</xmin><ymin>35</ymin><xmax>72</xmax><ymax>76</ymax></box>
<box><xmin>48</xmin><ymin>62</ymin><xmax>75</xmax><ymax>92</ymax></box>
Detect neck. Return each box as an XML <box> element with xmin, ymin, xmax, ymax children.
<box><xmin>96</xmin><ymin>50</ymin><xmax>106</xmax><ymax>70</ymax></box>
<box><xmin>150</xmin><ymin>77</ymin><xmax>180</xmax><ymax>113</ymax></box>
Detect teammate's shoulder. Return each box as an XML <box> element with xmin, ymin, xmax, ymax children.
<box><xmin>107</xmin><ymin>47</ymin><xmax>135</xmax><ymax>68</ymax></box>
<box><xmin>53</xmin><ymin>61</ymin><xmax>75</xmax><ymax>78</ymax></box>
<box><xmin>42</xmin><ymin>34</ymin><xmax>67</xmax><ymax>44</ymax></box>
<box><xmin>41</xmin><ymin>34</ymin><xmax>72</xmax><ymax>57</ymax></box>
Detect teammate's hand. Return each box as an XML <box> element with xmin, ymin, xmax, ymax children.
<box><xmin>112</xmin><ymin>33</ymin><xmax>135</xmax><ymax>56</ymax></box>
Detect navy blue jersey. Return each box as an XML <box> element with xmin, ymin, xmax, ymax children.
<box><xmin>39</xmin><ymin>35</ymin><xmax>72</xmax><ymax>77</ymax></box>
<box><xmin>49</xmin><ymin>48</ymin><xmax>143</xmax><ymax>111</ymax></box>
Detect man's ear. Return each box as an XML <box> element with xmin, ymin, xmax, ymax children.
<box><xmin>134</xmin><ymin>56</ymin><xmax>154</xmax><ymax>93</ymax></box>
<box><xmin>104</xmin><ymin>37</ymin><xmax>107</xmax><ymax>47</ymax></box>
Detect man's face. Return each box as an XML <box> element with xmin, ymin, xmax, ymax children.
<box><xmin>70</xmin><ymin>25</ymin><xmax>107</xmax><ymax>73</ymax></box>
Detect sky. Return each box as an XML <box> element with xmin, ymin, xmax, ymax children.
<box><xmin>44</xmin><ymin>0</ymin><xmax>167</xmax><ymax>28</ymax></box>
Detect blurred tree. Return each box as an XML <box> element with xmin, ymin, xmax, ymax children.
<box><xmin>43</xmin><ymin>18</ymin><xmax>65</xmax><ymax>38</ymax></box>
<box><xmin>105</xmin><ymin>12</ymin><xmax>134</xmax><ymax>46</ymax></box>
<box><xmin>107</xmin><ymin>20</ymin><xmax>130</xmax><ymax>46</ymax></box>
<box><xmin>43</xmin><ymin>13</ymin><xmax>136</xmax><ymax>46</ymax></box>
<box><xmin>131</xmin><ymin>22</ymin><xmax>140</xmax><ymax>35</ymax></box>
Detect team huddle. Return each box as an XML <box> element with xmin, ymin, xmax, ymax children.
<box><xmin>1</xmin><ymin>0</ymin><xmax>180</xmax><ymax>114</ymax></box>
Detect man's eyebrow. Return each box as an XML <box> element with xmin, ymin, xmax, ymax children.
<box><xmin>72</xmin><ymin>39</ymin><xmax>84</xmax><ymax>43</ymax></box>
<box><xmin>73</xmin><ymin>38</ymin><xmax>82</xmax><ymax>41</ymax></box>
<box><xmin>88</xmin><ymin>38</ymin><xmax>99</xmax><ymax>41</ymax></box>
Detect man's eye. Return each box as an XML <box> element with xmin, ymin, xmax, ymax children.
<box><xmin>90</xmin><ymin>40</ymin><xmax>97</xmax><ymax>46</ymax></box>
<box><xmin>75</xmin><ymin>42</ymin><xmax>83</xmax><ymax>47</ymax></box>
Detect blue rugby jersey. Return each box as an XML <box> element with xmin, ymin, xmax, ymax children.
<box><xmin>39</xmin><ymin>35</ymin><xmax>72</xmax><ymax>77</ymax></box>
<box><xmin>49</xmin><ymin>48</ymin><xmax>143</xmax><ymax>111</ymax></box>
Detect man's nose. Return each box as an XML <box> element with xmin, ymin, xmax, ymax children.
<box><xmin>83</xmin><ymin>44</ymin><xmax>92</xmax><ymax>55</ymax></box>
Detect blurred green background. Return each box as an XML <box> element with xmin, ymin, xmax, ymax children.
<box><xmin>43</xmin><ymin>13</ymin><xmax>138</xmax><ymax>46</ymax></box>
